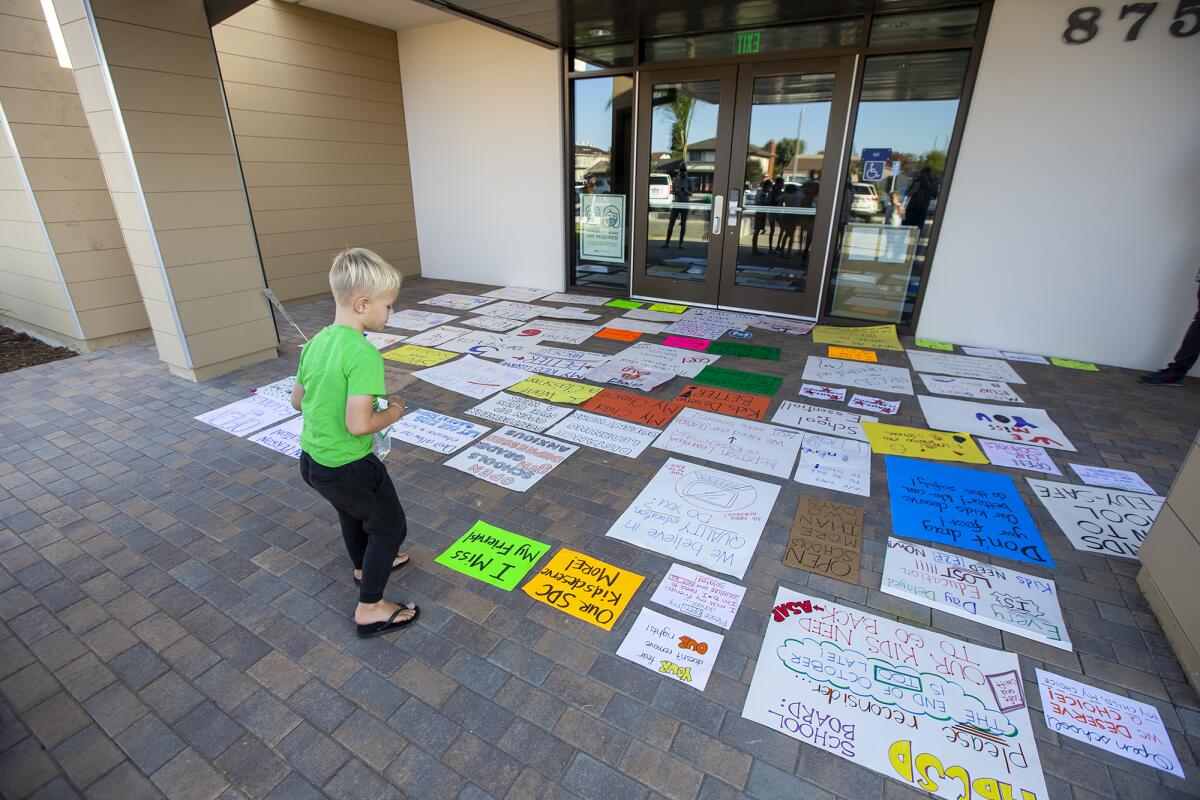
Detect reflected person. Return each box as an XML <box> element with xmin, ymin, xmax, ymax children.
<box><xmin>751</xmin><ymin>179</ymin><xmax>772</xmax><ymax>255</ymax></box>
<box><xmin>663</xmin><ymin>167</ymin><xmax>691</xmax><ymax>249</ymax></box>
<box><xmin>903</xmin><ymin>166</ymin><xmax>938</xmax><ymax>227</ymax></box>
<box><xmin>767</xmin><ymin>177</ymin><xmax>785</xmax><ymax>253</ymax></box>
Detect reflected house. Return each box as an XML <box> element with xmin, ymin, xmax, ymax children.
<box><xmin>573</xmin><ymin>141</ymin><xmax>608</xmax><ymax>184</ymax></box>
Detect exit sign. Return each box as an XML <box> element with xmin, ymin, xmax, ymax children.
<box><xmin>735</xmin><ymin>30</ymin><xmax>761</xmax><ymax>55</ymax></box>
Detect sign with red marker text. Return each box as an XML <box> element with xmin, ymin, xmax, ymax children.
<box><xmin>980</xmin><ymin>440</ymin><xmax>1061</xmax><ymax>475</ymax></box>
<box><xmin>743</xmin><ymin>587</ymin><xmax>1049</xmax><ymax>800</ymax></box>
<box><xmin>410</xmin><ymin>354</ymin><xmax>527</xmax><ymax>399</ymax></box>
<box><xmin>444</xmin><ymin>426</ymin><xmax>577</xmax><ymax>492</ymax></box>
<box><xmin>799</xmin><ymin>384</ymin><xmax>846</xmax><ymax>402</ymax></box>
<box><xmin>1026</xmin><ymin>479</ymin><xmax>1164</xmax><ymax>560</ymax></box>
<box><xmin>917</xmin><ymin>396</ymin><xmax>1076</xmax><ymax>452</ymax></box>
<box><xmin>616</xmin><ymin>607</ymin><xmax>724</xmax><ymax>691</ymax></box>
<box><xmin>522</xmin><ymin>548</ymin><xmax>643</xmax><ymax>630</ymax></box>
<box><xmin>849</xmin><ymin>394</ymin><xmax>899</xmax><ymax>415</ymax></box>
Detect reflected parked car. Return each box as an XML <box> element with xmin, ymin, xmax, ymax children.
<box><xmin>850</xmin><ymin>182</ymin><xmax>883</xmax><ymax>219</ymax></box>
<box><xmin>648</xmin><ymin>172</ymin><xmax>672</xmax><ymax>207</ymax></box>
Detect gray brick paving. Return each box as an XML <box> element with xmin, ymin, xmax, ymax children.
<box><xmin>0</xmin><ymin>276</ymin><xmax>1198</xmax><ymax>799</ymax></box>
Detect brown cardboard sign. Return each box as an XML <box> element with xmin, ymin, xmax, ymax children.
<box><xmin>784</xmin><ymin>497</ymin><xmax>864</xmax><ymax>583</ymax></box>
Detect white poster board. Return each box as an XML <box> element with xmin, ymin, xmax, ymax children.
<box><xmin>540</xmin><ymin>292</ymin><xmax>611</xmax><ymax>306</ymax></box>
<box><xmin>386</xmin><ymin>309</ymin><xmax>458</xmax><ymax>331</ymax></box>
<box><xmin>1068</xmin><ymin>464</ymin><xmax>1156</xmax><ymax>495</ymax></box>
<box><xmin>444</xmin><ymin>426</ymin><xmax>577</xmax><ymax>492</ymax></box>
<box><xmin>420</xmin><ymin>293</ymin><xmax>496</xmax><ymax>311</ymax></box>
<box><xmin>881</xmin><ymin>538</ymin><xmax>1072</xmax><ymax>650</ymax></box>
<box><xmin>918</xmin><ymin>374</ymin><xmax>1023</xmax><ymax>404</ymax></box>
<box><xmin>602</xmin><ymin>317</ymin><xmax>668</xmax><ymax>334</ymax></box>
<box><xmin>586</xmin><ymin>361</ymin><xmax>675</xmax><ymax>392</ymax></box>
<box><xmin>616</xmin><ymin>607</ymin><xmax>723</xmax><ymax>691</ymax></box>
<box><xmin>546</xmin><ymin>411</ymin><xmax>659</xmax><ymax>458</ymax></box>
<box><xmin>614</xmin><ymin>342</ymin><xmax>719</xmax><ymax>378</ymax></box>
<box><xmin>848</xmin><ymin>395</ymin><xmax>900</xmax><ymax>415</ymax></box>
<box><xmin>649</xmin><ymin>563</ymin><xmax>746</xmax><ymax>630</ymax></box>
<box><xmin>466</xmin><ymin>393</ymin><xmax>572</xmax><ymax>433</ymax></box>
<box><xmin>980</xmin><ymin>440</ymin><xmax>1062</xmax><ymax>475</ymax></box>
<box><xmin>606</xmin><ymin>458</ymin><xmax>779</xmax><ymax>579</ymax></box>
<box><xmin>743</xmin><ymin>587</ymin><xmax>1049</xmax><ymax>800</ymax></box>
<box><xmin>794</xmin><ymin>433</ymin><xmax>872</xmax><ymax>497</ymax></box>
<box><xmin>623</xmin><ymin>308</ymin><xmax>684</xmax><ymax>322</ymax></box>
<box><xmin>1003</xmin><ymin>352</ymin><xmax>1049</xmax><ymax>364</ymax></box>
<box><xmin>662</xmin><ymin>318</ymin><xmax>737</xmax><ymax>340</ymax></box>
<box><xmin>961</xmin><ymin>346</ymin><xmax>1005</xmax><ymax>358</ymax></box>
<box><xmin>253</xmin><ymin>376</ymin><xmax>295</xmax><ymax>404</ymax></box>
<box><xmin>802</xmin><ymin>356</ymin><xmax>914</xmax><ymax>395</ymax></box>
<box><xmin>440</xmin><ymin>331</ymin><xmax>542</xmax><ymax>359</ymax></box>
<box><xmin>907</xmin><ymin>350</ymin><xmax>1026</xmax><ymax>384</ymax></box>
<box><xmin>390</xmin><ymin>409</ymin><xmax>489</xmax><ymax>454</ymax></box>
<box><xmin>402</xmin><ymin>325</ymin><xmax>472</xmax><ymax>348</ymax></box>
<box><xmin>918</xmin><ymin>395</ymin><xmax>1076</xmax><ymax>451</ymax></box>
<box><xmin>751</xmin><ymin>317</ymin><xmax>815</xmax><ymax>335</ymax></box>
<box><xmin>475</xmin><ymin>300</ymin><xmax>548</xmax><ymax>321</ymax></box>
<box><xmin>540</xmin><ymin>306</ymin><xmax>601</xmax><ymax>320</ymax></box>
<box><xmin>482</xmin><ymin>287</ymin><xmax>552</xmax><ymax>302</ymax></box>
<box><xmin>799</xmin><ymin>384</ymin><xmax>846</xmax><ymax>402</ymax></box>
<box><xmin>196</xmin><ymin>395</ymin><xmax>296</xmax><ymax>436</ymax></box>
<box><xmin>461</xmin><ymin>315</ymin><xmax>525</xmax><ymax>332</ymax></box>
<box><xmin>653</xmin><ymin>408</ymin><xmax>803</xmax><ymax>479</ymax></box>
<box><xmin>501</xmin><ymin>346</ymin><xmax>610</xmax><ymax>380</ymax></box>
<box><xmin>1026</xmin><ymin>478</ymin><xmax>1164</xmax><ymax>560</ymax></box>
<box><xmin>364</xmin><ymin>332</ymin><xmax>405</xmax><ymax>350</ymax></box>
<box><xmin>771</xmin><ymin>401</ymin><xmax>877</xmax><ymax>442</ymax></box>
<box><xmin>1036</xmin><ymin>669</ymin><xmax>1183</xmax><ymax>777</ymax></box>
<box><xmin>410</xmin><ymin>355</ymin><xmax>527</xmax><ymax>399</ymax></box>
<box><xmin>247</xmin><ymin>415</ymin><xmax>304</xmax><ymax>458</ymax></box>
<box><xmin>510</xmin><ymin>320</ymin><xmax>600</xmax><ymax>344</ymax></box>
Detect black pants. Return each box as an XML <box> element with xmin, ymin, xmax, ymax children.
<box><xmin>1167</xmin><ymin>283</ymin><xmax>1200</xmax><ymax>377</ymax></box>
<box><xmin>300</xmin><ymin>452</ymin><xmax>407</xmax><ymax>604</ymax></box>
<box><xmin>665</xmin><ymin>208</ymin><xmax>689</xmax><ymax>244</ymax></box>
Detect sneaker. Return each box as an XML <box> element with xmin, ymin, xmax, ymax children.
<box><xmin>1138</xmin><ymin>370</ymin><xmax>1183</xmax><ymax>386</ymax></box>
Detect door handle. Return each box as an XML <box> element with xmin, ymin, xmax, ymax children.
<box><xmin>727</xmin><ymin>189</ymin><xmax>740</xmax><ymax>229</ymax></box>
<box><xmin>712</xmin><ymin>195</ymin><xmax>724</xmax><ymax>236</ymax></box>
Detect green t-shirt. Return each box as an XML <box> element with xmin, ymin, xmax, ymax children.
<box><xmin>296</xmin><ymin>325</ymin><xmax>385</xmax><ymax>468</ymax></box>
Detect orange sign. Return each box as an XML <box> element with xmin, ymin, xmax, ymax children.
<box><xmin>672</xmin><ymin>384</ymin><xmax>771</xmax><ymax>420</ymax></box>
<box><xmin>596</xmin><ymin>327</ymin><xmax>641</xmax><ymax>342</ymax></box>
<box><xmin>828</xmin><ymin>346</ymin><xmax>877</xmax><ymax>363</ymax></box>
<box><xmin>580</xmin><ymin>388</ymin><xmax>683</xmax><ymax>428</ymax></box>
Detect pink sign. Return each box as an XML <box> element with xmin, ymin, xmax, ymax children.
<box><xmin>663</xmin><ymin>336</ymin><xmax>710</xmax><ymax>351</ymax></box>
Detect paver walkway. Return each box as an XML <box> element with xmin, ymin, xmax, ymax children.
<box><xmin>1</xmin><ymin>276</ymin><xmax>1198</xmax><ymax>800</ymax></box>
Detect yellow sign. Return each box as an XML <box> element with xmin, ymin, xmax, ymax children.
<box><xmin>828</xmin><ymin>346</ymin><xmax>877</xmax><ymax>363</ymax></box>
<box><xmin>648</xmin><ymin>303</ymin><xmax>687</xmax><ymax>314</ymax></box>
<box><xmin>522</xmin><ymin>548</ymin><xmax>643</xmax><ymax>630</ymax></box>
<box><xmin>862</xmin><ymin>422</ymin><xmax>987</xmax><ymax>464</ymax></box>
<box><xmin>508</xmin><ymin>374</ymin><xmax>603</xmax><ymax>405</ymax></box>
<box><xmin>382</xmin><ymin>345</ymin><xmax>458</xmax><ymax>367</ymax></box>
<box><xmin>813</xmin><ymin>324</ymin><xmax>903</xmax><ymax>351</ymax></box>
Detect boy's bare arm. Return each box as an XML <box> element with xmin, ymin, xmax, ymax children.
<box><xmin>290</xmin><ymin>381</ymin><xmax>305</xmax><ymax>413</ymax></box>
<box><xmin>345</xmin><ymin>394</ymin><xmax>404</xmax><ymax>436</ymax></box>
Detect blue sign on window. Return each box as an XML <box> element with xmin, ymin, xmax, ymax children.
<box><xmin>862</xmin><ymin>148</ymin><xmax>893</xmax><ymax>161</ymax></box>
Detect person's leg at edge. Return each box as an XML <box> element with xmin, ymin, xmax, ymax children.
<box><xmin>1141</xmin><ymin>284</ymin><xmax>1200</xmax><ymax>385</ymax></box>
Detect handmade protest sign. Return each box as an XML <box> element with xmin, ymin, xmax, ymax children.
<box><xmin>750</xmin><ymin>317</ymin><xmax>814</xmax><ymax>335</ymax></box>
<box><xmin>420</xmin><ymin>293</ymin><xmax>495</xmax><ymax>311</ymax></box>
<box><xmin>444</xmin><ymin>426</ymin><xmax>577</xmax><ymax>491</ymax></box>
<box><xmin>799</xmin><ymin>384</ymin><xmax>846</xmax><ymax>402</ymax></box>
<box><xmin>828</xmin><ymin>346</ymin><xmax>877</xmax><ymax>362</ymax></box>
<box><xmin>662</xmin><ymin>318</ymin><xmax>733</xmax><ymax>340</ymax></box>
<box><xmin>539</xmin><ymin>306</ymin><xmax>601</xmax><ymax>320</ymax></box>
<box><xmin>918</xmin><ymin>374</ymin><xmax>1023</xmax><ymax>404</ymax></box>
<box><xmin>849</xmin><ymin>395</ymin><xmax>899</xmax><ymax>415</ymax></box>
<box><xmin>364</xmin><ymin>332</ymin><xmax>405</xmax><ymax>350</ymax></box>
<box><xmin>1026</xmin><ymin>478</ymin><xmax>1163</xmax><ymax>560</ymax></box>
<box><xmin>882</xmin><ymin>538</ymin><xmax>1071</xmax><ymax>650</ymax></box>
<box><xmin>918</xmin><ymin>395</ymin><xmax>1076</xmax><ymax>451</ymax></box>
<box><xmin>1003</xmin><ymin>352</ymin><xmax>1049</xmax><ymax>364</ymax></box>
<box><xmin>1068</xmin><ymin>464</ymin><xmax>1156</xmax><ymax>495</ymax></box>
<box><xmin>744</xmin><ymin>587</ymin><xmax>1049</xmax><ymax>800</ymax></box>
<box><xmin>541</xmin><ymin>292</ymin><xmax>610</xmax><ymax>306</ymax></box>
<box><xmin>673</xmin><ymin>384</ymin><xmax>771</xmax><ymax>420</ymax></box>
<box><xmin>501</xmin><ymin>345</ymin><xmax>609</xmax><ymax>380</ymax></box>
<box><xmin>1036</xmin><ymin>669</ymin><xmax>1183</xmax><ymax>777</ymax></box>
<box><xmin>587</xmin><ymin>361</ymin><xmax>674</xmax><ymax>392</ymax></box>
<box><xmin>440</xmin><ymin>331</ymin><xmax>540</xmax><ymax>360</ymax></box>
<box><xmin>649</xmin><ymin>563</ymin><xmax>746</xmax><ymax>630</ymax></box>
<box><xmin>508</xmin><ymin>374</ymin><xmax>603</xmax><ymax>404</ymax></box>
<box><xmin>604</xmin><ymin>317</ymin><xmax>667</xmax><ymax>334</ymax></box>
<box><xmin>693</xmin><ymin>365</ymin><xmax>781</xmax><ymax>396</ymax></box>
<box><xmin>802</xmin><ymin>356</ymin><xmax>914</xmax><ymax>395</ymax></box>
<box><xmin>907</xmin><ymin>350</ymin><xmax>1025</xmax><ymax>384</ymax></box>
<box><xmin>522</xmin><ymin>548</ymin><xmax>643</xmax><ymax>629</ymax></box>
<box><xmin>615</xmin><ymin>342</ymin><xmax>720</xmax><ymax>377</ymax></box>
<box><xmin>606</xmin><ymin>299</ymin><xmax>643</xmax><ymax>309</ymax></box>
<box><xmin>606</xmin><ymin>458</ymin><xmax>780</xmax><ymax>579</ymax></box>
<box><xmin>386</xmin><ymin>309</ymin><xmax>458</xmax><ymax>331</ymax></box>
<box><xmin>581</xmin><ymin>389</ymin><xmax>683</xmax><ymax>428</ymax></box>
<box><xmin>382</xmin><ymin>345</ymin><xmax>458</xmax><ymax>367</ymax></box>
<box><xmin>649</xmin><ymin>303</ymin><xmax>687</xmax><ymax>313</ymax></box>
<box><xmin>812</xmin><ymin>323</ymin><xmax>902</xmax><ymax>351</ymax></box>
<box><xmin>511</xmin><ymin>320</ymin><xmax>599</xmax><ymax>344</ymax></box>
<box><xmin>466</xmin><ymin>392</ymin><xmax>572</xmax><ymax>433</ymax></box>
<box><xmin>707</xmin><ymin>341</ymin><xmax>781</xmax><ymax>361</ymax></box>
<box><xmin>654</xmin><ymin>408</ymin><xmax>803</xmax><ymax>479</ymax></box>
<box><xmin>961</xmin><ymin>346</ymin><xmax>1005</xmax><ymax>358</ymax></box>
<box><xmin>475</xmin><ymin>300</ymin><xmax>547</xmax><ymax>321</ymax></box>
<box><xmin>460</xmin><ymin>315</ymin><xmax>524</xmax><ymax>332</ymax></box>
<box><xmin>253</xmin><ymin>376</ymin><xmax>295</xmax><ymax>404</ymax></box>
<box><xmin>915</xmin><ymin>338</ymin><xmax>953</xmax><ymax>351</ymax></box>
<box><xmin>794</xmin><ymin>434</ymin><xmax>872</xmax><ymax>497</ymax></box>
<box><xmin>248</xmin><ymin>415</ymin><xmax>304</xmax><ymax>458</ymax></box>
<box><xmin>596</xmin><ymin>327</ymin><xmax>641</xmax><ymax>342</ymax></box>
<box><xmin>785</xmin><ymin>497</ymin><xmax>864</xmax><ymax>581</ymax></box>
<box><xmin>772</xmin><ymin>401</ymin><xmax>876</xmax><ymax>442</ymax></box>
<box><xmin>887</xmin><ymin>456</ymin><xmax>1053</xmax><ymax>567</ymax></box>
<box><xmin>434</xmin><ymin>521</ymin><xmax>550</xmax><ymax>590</ymax></box>
<box><xmin>617</xmin><ymin>607</ymin><xmax>724</xmax><ymax>691</ymax></box>
<box><xmin>623</xmin><ymin>308</ymin><xmax>683</xmax><ymax>322</ymax></box>
<box><xmin>864</xmin><ymin>422</ymin><xmax>987</xmax><ymax>464</ymax></box>
<box><xmin>390</xmin><ymin>409</ymin><xmax>489</xmax><ymax>454</ymax></box>
<box><xmin>410</xmin><ymin>354</ymin><xmax>527</xmax><ymax>399</ymax></box>
<box><xmin>980</xmin><ymin>440</ymin><xmax>1061</xmax><ymax>475</ymax></box>
<box><xmin>1050</xmin><ymin>357</ymin><xmax>1098</xmax><ymax>371</ymax></box>
<box><xmin>546</xmin><ymin>411</ymin><xmax>659</xmax><ymax>458</ymax></box>
<box><xmin>196</xmin><ymin>394</ymin><xmax>296</xmax><ymax>436</ymax></box>
<box><xmin>663</xmin><ymin>335</ymin><xmax>710</xmax><ymax>351</ymax></box>
<box><xmin>482</xmin><ymin>286</ymin><xmax>552</xmax><ymax>302</ymax></box>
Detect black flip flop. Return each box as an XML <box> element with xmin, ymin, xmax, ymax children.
<box><xmin>353</xmin><ymin>554</ymin><xmax>410</xmax><ymax>586</ymax></box>
<box><xmin>356</xmin><ymin>605</ymin><xmax>420</xmax><ymax>639</ymax></box>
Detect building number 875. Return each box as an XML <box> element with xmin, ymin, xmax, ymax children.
<box><xmin>1065</xmin><ymin>1</ymin><xmax>1200</xmax><ymax>43</ymax></box>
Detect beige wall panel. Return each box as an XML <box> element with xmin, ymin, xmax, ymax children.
<box><xmin>143</xmin><ymin>190</ymin><xmax>249</xmax><ymax>231</ymax></box>
<box><xmin>264</xmin><ymin>271</ymin><xmax>327</xmax><ymax>301</ymax></box>
<box><xmin>262</xmin><ymin>237</ymin><xmax>418</xmax><ymax>281</ymax></box>
<box><xmin>132</xmin><ymin>153</ymin><xmax>242</xmax><ymax>193</ymax></box>
<box><xmin>223</xmin><ymin>82</ymin><xmax>403</xmax><ymax>125</ymax></box>
<box><xmin>214</xmin><ymin>53</ymin><xmax>401</xmax><ymax>103</ymax></box>
<box><xmin>240</xmin><ymin>161</ymin><xmax>408</xmax><ymax>187</ymax></box>
<box><xmin>90</xmin><ymin>0</ymin><xmax>208</xmax><ymax>37</ymax></box>
<box><xmin>257</xmin><ymin>221</ymin><xmax>407</xmax><ymax>259</ymax></box>
<box><xmin>391</xmin><ymin>256</ymin><xmax>419</xmax><ymax>277</ymax></box>
<box><xmin>69</xmin><ymin>65</ymin><xmax>111</xmax><ymax>114</ymax></box>
<box><xmin>364</xmin><ymin>238</ymin><xmax>420</xmax><ymax>263</ymax></box>
<box><xmin>0</xmin><ymin>155</ymin><xmax>21</xmax><ymax>184</ymax></box>
<box><xmin>141</xmin><ymin>295</ymin><xmax>181</xmax><ymax>336</ymax></box>
<box><xmin>108</xmin><ymin>190</ymin><xmax>147</xmax><ymax>231</ymax></box>
<box><xmin>130</xmin><ymin>263</ymin><xmax>166</xmax><ymax>302</ymax></box>
<box><xmin>94</xmin><ymin>20</ymin><xmax>214</xmax><ymax>79</ymax></box>
<box><xmin>6</xmin><ymin>121</ymin><xmax>97</xmax><ymax>159</ymax></box>
<box><xmin>228</xmin><ymin>110</ymin><xmax>404</xmax><ymax>146</ymax></box>
<box><xmin>83</xmin><ymin>109</ymin><xmax>122</xmax><ymax>153</ymax></box>
<box><xmin>0</xmin><ymin>268</ymin><xmax>71</xmax><ymax>308</ymax></box>
<box><xmin>252</xmin><ymin>202</ymin><xmax>411</xmax><ymax>236</ymax></box>
<box><xmin>0</xmin><ymin>52</ymin><xmax>77</xmax><ymax>93</ymax></box>
<box><xmin>0</xmin><ymin>14</ymin><xmax>56</xmax><ymax>58</ymax></box>
<box><xmin>267</xmin><ymin>0</ymin><xmax>384</xmax><ymax>35</ymax></box>
<box><xmin>0</xmin><ymin>244</ymin><xmax>57</xmax><ymax>278</ymax></box>
<box><xmin>70</xmin><ymin>273</ymin><xmax>139</xmax><ymax>311</ymax></box>
<box><xmin>0</xmin><ymin>1</ymin><xmax>45</xmax><ymax>20</ymax></box>
<box><xmin>57</xmin><ymin>246</ymin><xmax>129</xmax><ymax>282</ymax></box>
<box><xmin>0</xmin><ymin>189</ymin><xmax>39</xmax><ymax>221</ymax></box>
<box><xmin>21</xmin><ymin>155</ymin><xmax>107</xmax><ymax>190</ymax></box>
<box><xmin>50</xmin><ymin>0</ymin><xmax>86</xmax><ymax>25</ymax></box>
<box><xmin>45</xmin><ymin>218</ymin><xmax>125</xmax><ymax>253</ymax></box>
<box><xmin>157</xmin><ymin>223</ymin><xmax>256</xmax><ymax>268</ymax></box>
<box><xmin>0</xmin><ymin>291</ymin><xmax>77</xmax><ymax>332</ymax></box>
<box><xmin>31</xmin><ymin>189</ymin><xmax>114</xmax><ymax>222</ymax></box>
<box><xmin>77</xmin><ymin>300</ymin><xmax>147</xmax><ymax>338</ymax></box>
<box><xmin>186</xmin><ymin>315</ymin><xmax>276</xmax><ymax>365</ymax></box>
<box><xmin>1141</xmin><ymin>506</ymin><xmax>1200</xmax><ymax>650</ymax></box>
<box><xmin>59</xmin><ymin>16</ymin><xmax>99</xmax><ymax>69</ymax></box>
<box><xmin>248</xmin><ymin>183</ymin><xmax>411</xmax><ymax>210</ymax></box>
<box><xmin>223</xmin><ymin>4</ymin><xmax>396</xmax><ymax>61</ymax></box>
<box><xmin>176</xmin><ymin>287</ymin><xmax>269</xmax><ymax>335</ymax></box>
<box><xmin>0</xmin><ymin>87</ymin><xmax>88</xmax><ymax>126</ymax></box>
<box><xmin>168</xmin><ymin>256</ymin><xmax>264</xmax><ymax>302</ymax></box>
<box><xmin>0</xmin><ymin>218</ymin><xmax>49</xmax><ymax>250</ymax></box>
<box><xmin>149</xmin><ymin>328</ymin><xmax>186</xmax><ymax>365</ymax></box>
<box><xmin>122</xmin><ymin>228</ymin><xmax>157</xmax><ymax>265</ymax></box>
<box><xmin>121</xmin><ymin>111</ymin><xmax>234</xmax><ymax>156</ymax></box>
<box><xmin>235</xmin><ymin>137</ymin><xmax>403</xmax><ymax>165</ymax></box>
<box><xmin>96</xmin><ymin>151</ymin><xmax>135</xmax><ymax>191</ymax></box>
<box><xmin>1166</xmin><ymin>442</ymin><xmax>1200</xmax><ymax>547</ymax></box>
<box><xmin>212</xmin><ymin>25</ymin><xmax>399</xmax><ymax>84</ymax></box>
<box><xmin>105</xmin><ymin>67</ymin><xmax>224</xmax><ymax>117</ymax></box>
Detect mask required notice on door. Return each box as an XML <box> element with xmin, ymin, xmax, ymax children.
<box><xmin>579</xmin><ymin>194</ymin><xmax>626</xmax><ymax>263</ymax></box>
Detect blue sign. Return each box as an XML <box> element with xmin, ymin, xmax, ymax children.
<box><xmin>862</xmin><ymin>161</ymin><xmax>886</xmax><ymax>181</ymax></box>
<box><xmin>861</xmin><ymin>148</ymin><xmax>893</xmax><ymax>183</ymax></box>
<box><xmin>862</xmin><ymin>148</ymin><xmax>893</xmax><ymax>161</ymax></box>
<box><xmin>885</xmin><ymin>456</ymin><xmax>1054</xmax><ymax>568</ymax></box>
<box><xmin>727</xmin><ymin>329</ymin><xmax>753</xmax><ymax>340</ymax></box>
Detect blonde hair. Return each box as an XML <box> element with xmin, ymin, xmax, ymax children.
<box><xmin>329</xmin><ymin>247</ymin><xmax>402</xmax><ymax>304</ymax></box>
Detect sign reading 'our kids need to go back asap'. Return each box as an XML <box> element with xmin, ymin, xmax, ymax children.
<box><xmin>743</xmin><ymin>587</ymin><xmax>1050</xmax><ymax>800</ymax></box>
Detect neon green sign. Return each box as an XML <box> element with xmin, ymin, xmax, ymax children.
<box><xmin>735</xmin><ymin>30</ymin><xmax>762</xmax><ymax>55</ymax></box>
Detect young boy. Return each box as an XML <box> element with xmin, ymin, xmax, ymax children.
<box><xmin>290</xmin><ymin>248</ymin><xmax>418</xmax><ymax>638</ymax></box>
